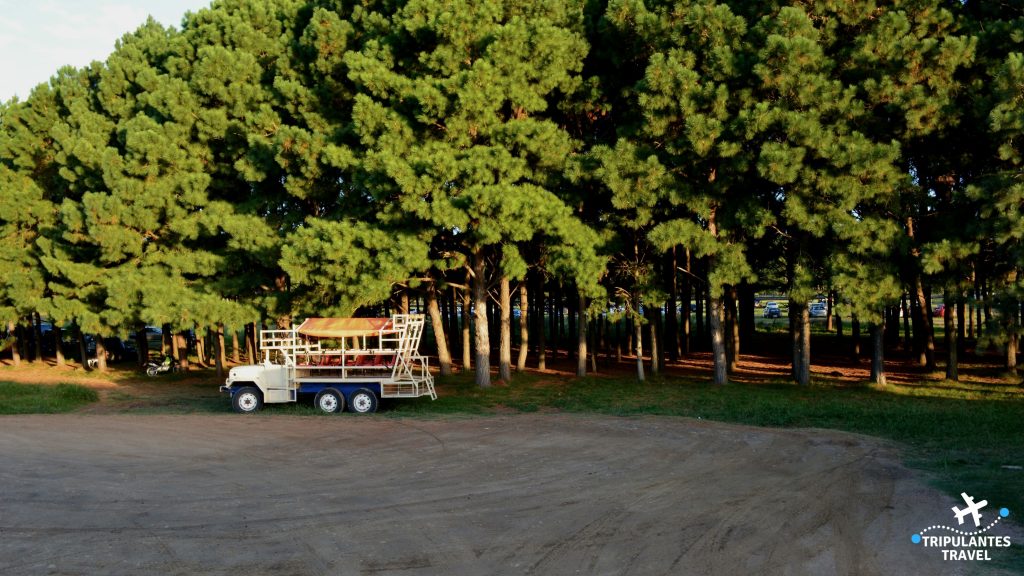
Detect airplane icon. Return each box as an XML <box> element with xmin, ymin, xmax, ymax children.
<box><xmin>952</xmin><ymin>493</ymin><xmax>988</xmax><ymax>527</ymax></box>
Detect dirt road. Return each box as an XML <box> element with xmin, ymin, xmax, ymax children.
<box><xmin>0</xmin><ymin>414</ymin><xmax>989</xmax><ymax>575</ymax></box>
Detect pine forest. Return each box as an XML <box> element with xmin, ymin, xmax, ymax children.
<box><xmin>1</xmin><ymin>0</ymin><xmax>1022</xmax><ymax>388</ymax></box>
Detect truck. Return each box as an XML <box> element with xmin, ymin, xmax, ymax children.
<box><xmin>220</xmin><ymin>314</ymin><xmax>436</xmax><ymax>414</ymax></box>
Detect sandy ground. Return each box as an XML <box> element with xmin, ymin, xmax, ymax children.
<box><xmin>0</xmin><ymin>414</ymin><xmax>1008</xmax><ymax>575</ymax></box>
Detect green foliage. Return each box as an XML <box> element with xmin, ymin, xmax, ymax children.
<box><xmin>281</xmin><ymin>219</ymin><xmax>430</xmax><ymax>315</ymax></box>
<box><xmin>0</xmin><ymin>0</ymin><xmax>1021</xmax><ymax>370</ymax></box>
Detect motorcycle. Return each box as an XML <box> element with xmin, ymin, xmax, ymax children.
<box><xmin>146</xmin><ymin>356</ymin><xmax>179</xmax><ymax>377</ymax></box>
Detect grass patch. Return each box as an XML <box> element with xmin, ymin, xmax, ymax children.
<box><xmin>0</xmin><ymin>381</ymin><xmax>99</xmax><ymax>414</ymax></box>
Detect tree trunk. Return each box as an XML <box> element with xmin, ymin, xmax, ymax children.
<box><xmin>536</xmin><ymin>276</ymin><xmax>546</xmax><ymax>370</ymax></box>
<box><xmin>826</xmin><ymin>290</ymin><xmax>834</xmax><ymax>332</ymax></box>
<box><xmin>134</xmin><ymin>324</ymin><xmax>147</xmax><ymax>367</ymax></box>
<box><xmin>886</xmin><ymin>305</ymin><xmax>901</xmax><ymax>349</ymax></box>
<box><xmin>232</xmin><ymin>328</ymin><xmax>240</xmax><ymax>364</ymax></box>
<box><xmin>54</xmin><ymin>325</ymin><xmax>65</xmax><ymax>367</ymax></box>
<box><xmin>499</xmin><ymin>276</ymin><xmax>512</xmax><ymax>382</ymax></box>
<box><xmin>835</xmin><ymin>292</ymin><xmax>844</xmax><ymax>338</ymax></box>
<box><xmin>568</xmin><ymin>289</ymin><xmax>577</xmax><ymax>362</ymax></box>
<box><xmin>215</xmin><ymin>323</ymin><xmax>226</xmax><ymax>379</ymax></box>
<box><xmin>9</xmin><ymin>321</ymin><xmax>21</xmax><ymax>366</ymax></box>
<box><xmin>196</xmin><ymin>330</ymin><xmax>209</xmax><ymax>367</ymax></box>
<box><xmin>175</xmin><ymin>332</ymin><xmax>189</xmax><ymax>370</ymax></box>
<box><xmin>444</xmin><ymin>287</ymin><xmax>457</xmax><ymax>358</ymax></box>
<box><xmin>724</xmin><ymin>285</ymin><xmax>738</xmax><ymax>373</ymax></box>
<box><xmin>517</xmin><ymin>282</ymin><xmax>528</xmax><ymax>371</ymax></box>
<box><xmin>799</xmin><ymin>302</ymin><xmax>811</xmax><ymax>385</ymax></box>
<box><xmin>666</xmin><ymin>247</ymin><xmax>680</xmax><ymax>361</ymax></box>
<box><xmin>488</xmin><ymin>295</ymin><xmax>498</xmax><ymax>352</ymax></box>
<box><xmin>427</xmin><ymin>284</ymin><xmax>453</xmax><ymax>377</ymax></box>
<box><xmin>945</xmin><ymin>294</ymin><xmax>958</xmax><ymax>381</ymax></box>
<box><xmin>245</xmin><ymin>323</ymin><xmax>256</xmax><ymax>363</ymax></box>
<box><xmin>18</xmin><ymin>321</ymin><xmax>28</xmax><ymax>361</ymax></box>
<box><xmin>472</xmin><ymin>250</ymin><xmax>490</xmax><ymax>387</ymax></box>
<box><xmin>397</xmin><ymin>289</ymin><xmax>409</xmax><ymax>314</ymax></box>
<box><xmin>648</xmin><ymin>308</ymin><xmax>659</xmax><ymax>376</ymax></box>
<box><xmin>590</xmin><ymin>319</ymin><xmax>598</xmax><ymax>373</ymax></box>
<box><xmin>610</xmin><ymin>315</ymin><xmax>618</xmax><ymax>360</ymax></box>
<box><xmin>681</xmin><ymin>248</ymin><xmax>692</xmax><ymax>354</ymax></box>
<box><xmin>956</xmin><ymin>299</ymin><xmax>966</xmax><ymax>355</ymax></box>
<box><xmin>707</xmin><ymin>208</ymin><xmax>727</xmax><ymax>383</ymax></box>
<box><xmin>556</xmin><ymin>284</ymin><xmax>565</xmax><ymax>359</ymax></box>
<box><xmin>577</xmin><ymin>293</ymin><xmax>588</xmax><ymax>377</ymax></box>
<box><xmin>705</xmin><ymin>281</ymin><xmax>713</xmax><ymax>350</ymax></box>
<box><xmin>625</xmin><ymin>316</ymin><xmax>633</xmax><ymax>359</ymax></box>
<box><xmin>1007</xmin><ymin>300</ymin><xmax>1019</xmax><ymax>376</ymax></box>
<box><xmin>549</xmin><ymin>284</ymin><xmax>557</xmax><ymax>360</ymax></box>
<box><xmin>75</xmin><ymin>325</ymin><xmax>86</xmax><ymax>369</ymax></box>
<box><xmin>739</xmin><ymin>282</ymin><xmax>755</xmax><ymax>354</ymax></box>
<box><xmin>913</xmin><ymin>274</ymin><xmax>936</xmax><ymax>370</ymax></box>
<box><xmin>901</xmin><ymin>293</ymin><xmax>911</xmax><ymax>352</ymax></box>
<box><xmin>792</xmin><ymin>300</ymin><xmax>810</xmax><ymax>386</ymax></box>
<box><xmin>790</xmin><ymin>298</ymin><xmax>800</xmax><ymax>380</ymax></box>
<box><xmin>32</xmin><ymin>313</ymin><xmax>43</xmax><ymax>363</ymax></box>
<box><xmin>851</xmin><ymin>314</ymin><xmax>861</xmax><ymax>362</ymax></box>
<box><xmin>95</xmin><ymin>335</ymin><xmax>108</xmax><ymax>372</ymax></box>
<box><xmin>634</xmin><ymin>306</ymin><xmax>645</xmax><ymax>382</ymax></box>
<box><xmin>710</xmin><ymin>294</ymin><xmax>727</xmax><ymax>385</ymax></box>
<box><xmin>462</xmin><ymin>270</ymin><xmax>472</xmax><ymax>371</ymax></box>
<box><xmin>870</xmin><ymin>322</ymin><xmax>886</xmax><ymax>385</ymax></box>
<box><xmin>694</xmin><ymin>280</ymin><xmax>704</xmax><ymax>350</ymax></box>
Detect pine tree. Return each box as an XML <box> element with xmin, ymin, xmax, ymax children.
<box><xmin>342</xmin><ymin>0</ymin><xmax>604</xmax><ymax>387</ymax></box>
<box><xmin>36</xmin><ymin>21</ymin><xmax>257</xmax><ymax>368</ymax></box>
<box><xmin>601</xmin><ymin>0</ymin><xmax>763</xmax><ymax>385</ymax></box>
<box><xmin>0</xmin><ymin>86</ymin><xmax>61</xmax><ymax>362</ymax></box>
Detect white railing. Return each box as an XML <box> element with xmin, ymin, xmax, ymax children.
<box><xmin>257</xmin><ymin>314</ymin><xmax>435</xmax><ymax>399</ymax></box>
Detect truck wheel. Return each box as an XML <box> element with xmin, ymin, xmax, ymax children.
<box><xmin>232</xmin><ymin>386</ymin><xmax>263</xmax><ymax>414</ymax></box>
<box><xmin>348</xmin><ymin>388</ymin><xmax>378</xmax><ymax>414</ymax></box>
<box><xmin>315</xmin><ymin>388</ymin><xmax>344</xmax><ymax>414</ymax></box>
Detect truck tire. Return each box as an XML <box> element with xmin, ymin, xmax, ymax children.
<box><xmin>348</xmin><ymin>388</ymin><xmax>378</xmax><ymax>414</ymax></box>
<box><xmin>232</xmin><ymin>386</ymin><xmax>263</xmax><ymax>414</ymax></box>
<box><xmin>315</xmin><ymin>388</ymin><xmax>344</xmax><ymax>414</ymax></box>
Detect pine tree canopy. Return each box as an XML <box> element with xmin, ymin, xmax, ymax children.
<box><xmin>0</xmin><ymin>0</ymin><xmax>1020</xmax><ymax>369</ymax></box>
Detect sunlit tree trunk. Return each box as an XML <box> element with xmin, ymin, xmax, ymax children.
<box><xmin>945</xmin><ymin>295</ymin><xmax>958</xmax><ymax>381</ymax></box>
<box><xmin>95</xmin><ymin>335</ymin><xmax>108</xmax><ymax>372</ymax></box>
<box><xmin>427</xmin><ymin>284</ymin><xmax>452</xmax><ymax>376</ymax></box>
<box><xmin>472</xmin><ymin>250</ymin><xmax>490</xmax><ymax>387</ymax></box>
<box><xmin>462</xmin><ymin>270</ymin><xmax>472</xmax><ymax>371</ymax></box>
<box><xmin>499</xmin><ymin>276</ymin><xmax>512</xmax><ymax>382</ymax></box>
<box><xmin>577</xmin><ymin>293</ymin><xmax>587</xmax><ymax>377</ymax></box>
<box><xmin>215</xmin><ymin>323</ymin><xmax>226</xmax><ymax>379</ymax></box>
<box><xmin>9</xmin><ymin>321</ymin><xmax>21</xmax><ymax>366</ymax></box>
<box><xmin>870</xmin><ymin>323</ymin><xmax>886</xmax><ymax>385</ymax></box>
<box><xmin>517</xmin><ymin>282</ymin><xmax>528</xmax><ymax>371</ymax></box>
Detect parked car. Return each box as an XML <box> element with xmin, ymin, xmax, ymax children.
<box><xmin>809</xmin><ymin>303</ymin><xmax>827</xmax><ymax>318</ymax></box>
<box><xmin>932</xmin><ymin>304</ymin><xmax>946</xmax><ymax>317</ymax></box>
<box><xmin>763</xmin><ymin>302</ymin><xmax>781</xmax><ymax>318</ymax></box>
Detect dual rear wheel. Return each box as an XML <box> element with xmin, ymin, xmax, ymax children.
<box><xmin>316</xmin><ymin>387</ymin><xmax>378</xmax><ymax>414</ymax></box>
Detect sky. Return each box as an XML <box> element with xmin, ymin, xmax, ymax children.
<box><xmin>0</xmin><ymin>0</ymin><xmax>212</xmax><ymax>102</ymax></box>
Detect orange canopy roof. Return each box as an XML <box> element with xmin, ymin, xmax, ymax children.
<box><xmin>296</xmin><ymin>317</ymin><xmax>393</xmax><ymax>338</ymax></box>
